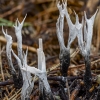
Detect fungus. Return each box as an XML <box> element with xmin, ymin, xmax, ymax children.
<box><xmin>56</xmin><ymin>0</ymin><xmax>70</xmax><ymax>77</ymax></box>
<box><xmin>56</xmin><ymin>0</ymin><xmax>98</xmax><ymax>99</ymax></box>
<box><xmin>13</xmin><ymin>15</ymin><xmax>35</xmax><ymax>99</ymax></box>
<box><xmin>13</xmin><ymin>14</ymin><xmax>27</xmax><ymax>63</ymax></box>
<box><xmin>22</xmin><ymin>39</ymin><xmax>54</xmax><ymax>100</ymax></box>
<box><xmin>76</xmin><ymin>10</ymin><xmax>98</xmax><ymax>99</ymax></box>
<box><xmin>38</xmin><ymin>38</ymin><xmax>45</xmax><ymax>100</ymax></box>
<box><xmin>2</xmin><ymin>26</ymin><xmax>23</xmax><ymax>89</ymax></box>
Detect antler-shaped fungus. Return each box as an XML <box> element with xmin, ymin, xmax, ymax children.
<box><xmin>2</xmin><ymin>26</ymin><xmax>23</xmax><ymax>89</ymax></box>
<box><xmin>76</xmin><ymin>10</ymin><xmax>98</xmax><ymax>99</ymax></box>
<box><xmin>56</xmin><ymin>1</ymin><xmax>70</xmax><ymax>77</ymax></box>
<box><xmin>12</xmin><ymin>49</ymin><xmax>34</xmax><ymax>100</ymax></box>
<box><xmin>63</xmin><ymin>1</ymin><xmax>77</xmax><ymax>49</ymax></box>
<box><xmin>2</xmin><ymin>26</ymin><xmax>15</xmax><ymax>73</ymax></box>
<box><xmin>38</xmin><ymin>39</ymin><xmax>45</xmax><ymax>100</ymax></box>
<box><xmin>22</xmin><ymin>39</ymin><xmax>54</xmax><ymax>100</ymax></box>
<box><xmin>13</xmin><ymin>15</ymin><xmax>27</xmax><ymax>63</ymax></box>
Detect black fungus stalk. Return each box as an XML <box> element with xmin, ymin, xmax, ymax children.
<box><xmin>84</xmin><ymin>55</ymin><xmax>92</xmax><ymax>99</ymax></box>
<box><xmin>7</xmin><ymin>60</ymin><xmax>23</xmax><ymax>89</ymax></box>
<box><xmin>39</xmin><ymin>88</ymin><xmax>54</xmax><ymax>100</ymax></box>
<box><xmin>39</xmin><ymin>89</ymin><xmax>46</xmax><ymax>100</ymax></box>
<box><xmin>39</xmin><ymin>81</ymin><xmax>46</xmax><ymax>100</ymax></box>
<box><xmin>46</xmin><ymin>92</ymin><xmax>54</xmax><ymax>100</ymax></box>
<box><xmin>39</xmin><ymin>91</ymin><xmax>44</xmax><ymax>100</ymax></box>
<box><xmin>25</xmin><ymin>97</ymin><xmax>30</xmax><ymax>100</ymax></box>
<box><xmin>59</xmin><ymin>84</ymin><xmax>68</xmax><ymax>100</ymax></box>
<box><xmin>84</xmin><ymin>55</ymin><xmax>92</xmax><ymax>89</ymax></box>
<box><xmin>59</xmin><ymin>48</ymin><xmax>70</xmax><ymax>77</ymax></box>
<box><xmin>12</xmin><ymin>67</ymin><xmax>23</xmax><ymax>89</ymax></box>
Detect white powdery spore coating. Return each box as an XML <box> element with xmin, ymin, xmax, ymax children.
<box><xmin>13</xmin><ymin>15</ymin><xmax>27</xmax><ymax>62</ymax></box>
<box><xmin>84</xmin><ymin>10</ymin><xmax>98</xmax><ymax>52</ymax></box>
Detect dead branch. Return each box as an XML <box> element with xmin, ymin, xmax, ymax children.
<box><xmin>70</xmin><ymin>80</ymin><xmax>82</xmax><ymax>100</ymax></box>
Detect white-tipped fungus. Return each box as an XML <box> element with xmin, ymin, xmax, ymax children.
<box><xmin>13</xmin><ymin>15</ymin><xmax>27</xmax><ymax>62</ymax></box>
<box><xmin>22</xmin><ymin>39</ymin><xmax>53</xmax><ymax>99</ymax></box>
<box><xmin>21</xmin><ymin>50</ymin><xmax>34</xmax><ymax>100</ymax></box>
<box><xmin>76</xmin><ymin>10</ymin><xmax>98</xmax><ymax>56</ymax></box>
<box><xmin>2</xmin><ymin>26</ymin><xmax>15</xmax><ymax>73</ymax></box>
<box><xmin>84</xmin><ymin>10</ymin><xmax>98</xmax><ymax>54</ymax></box>
<box><xmin>38</xmin><ymin>39</ymin><xmax>44</xmax><ymax>99</ymax></box>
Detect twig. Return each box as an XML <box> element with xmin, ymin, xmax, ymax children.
<box><xmin>0</xmin><ymin>76</ymin><xmax>83</xmax><ymax>87</ymax></box>
<box><xmin>70</xmin><ymin>80</ymin><xmax>82</xmax><ymax>100</ymax></box>
<box><xmin>0</xmin><ymin>43</ymin><xmax>5</xmax><ymax>81</ymax></box>
<box><xmin>0</xmin><ymin>79</ymin><xmax>13</xmax><ymax>86</ymax></box>
<box><xmin>0</xmin><ymin>46</ymin><xmax>5</xmax><ymax>56</ymax></box>
<box><xmin>8</xmin><ymin>88</ymin><xmax>15</xmax><ymax>97</ymax></box>
<box><xmin>70</xmin><ymin>48</ymin><xmax>80</xmax><ymax>58</ymax></box>
<box><xmin>0</xmin><ymin>36</ymin><xmax>37</xmax><ymax>53</ymax></box>
<box><xmin>8</xmin><ymin>88</ymin><xmax>21</xmax><ymax>100</ymax></box>
<box><xmin>65</xmin><ymin>78</ymin><xmax>70</xmax><ymax>100</ymax></box>
<box><xmin>59</xmin><ymin>83</ymin><xmax>68</xmax><ymax>100</ymax></box>
<box><xmin>0</xmin><ymin>5</ymin><xmax>22</xmax><ymax>18</ymax></box>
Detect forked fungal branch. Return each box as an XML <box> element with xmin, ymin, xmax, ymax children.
<box><xmin>2</xmin><ymin>16</ymin><xmax>34</xmax><ymax>99</ymax></box>
<box><xmin>13</xmin><ymin>16</ymin><xmax>34</xmax><ymax>100</ymax></box>
<box><xmin>22</xmin><ymin>38</ymin><xmax>54</xmax><ymax>100</ymax></box>
<box><xmin>56</xmin><ymin>0</ymin><xmax>78</xmax><ymax>77</ymax></box>
<box><xmin>56</xmin><ymin>0</ymin><xmax>98</xmax><ymax>99</ymax></box>
<box><xmin>2</xmin><ymin>26</ymin><xmax>23</xmax><ymax>89</ymax></box>
<box><xmin>13</xmin><ymin>14</ymin><xmax>27</xmax><ymax>63</ymax></box>
<box><xmin>2</xmin><ymin>26</ymin><xmax>15</xmax><ymax>73</ymax></box>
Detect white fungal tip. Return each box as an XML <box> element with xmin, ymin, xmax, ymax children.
<box><xmin>41</xmin><ymin>51</ymin><xmax>46</xmax><ymax>72</ymax></box>
<box><xmin>21</xmin><ymin>14</ymin><xmax>27</xmax><ymax>24</ymax></box>
<box><xmin>39</xmin><ymin>38</ymin><xmax>43</xmax><ymax>50</ymax></box>
<box><xmin>37</xmin><ymin>48</ymin><xmax>42</xmax><ymax>70</ymax></box>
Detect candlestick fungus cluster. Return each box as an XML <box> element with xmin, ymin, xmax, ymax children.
<box><xmin>2</xmin><ymin>0</ymin><xmax>98</xmax><ymax>100</ymax></box>
<box><xmin>3</xmin><ymin>16</ymin><xmax>54</xmax><ymax>100</ymax></box>
<box><xmin>56</xmin><ymin>0</ymin><xmax>97</xmax><ymax>99</ymax></box>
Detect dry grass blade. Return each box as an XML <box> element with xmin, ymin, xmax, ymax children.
<box><xmin>0</xmin><ymin>43</ymin><xmax>5</xmax><ymax>81</ymax></box>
